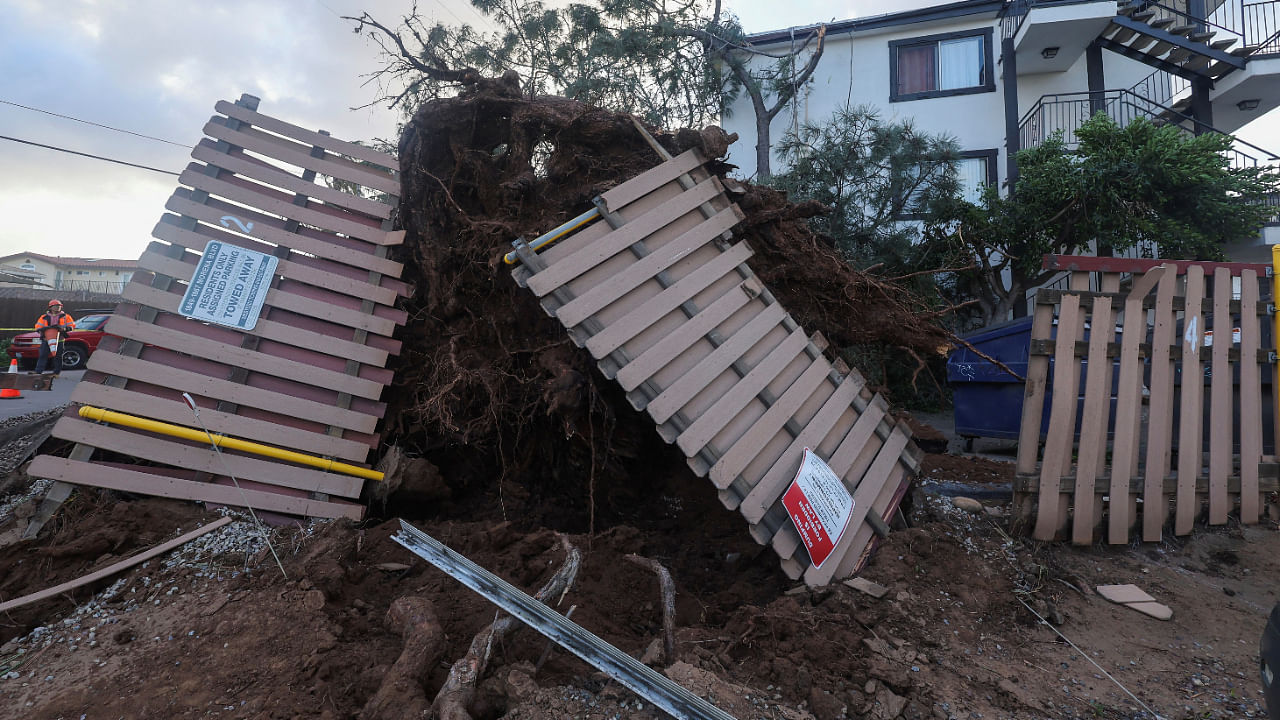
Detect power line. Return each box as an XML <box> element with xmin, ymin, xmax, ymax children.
<box><xmin>0</xmin><ymin>99</ymin><xmax>191</xmax><ymax>148</ymax></box>
<box><xmin>0</xmin><ymin>134</ymin><xmax>180</xmax><ymax>176</ymax></box>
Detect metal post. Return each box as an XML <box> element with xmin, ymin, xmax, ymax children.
<box><xmin>1002</xmin><ymin>35</ymin><xmax>1021</xmax><ymax>192</ymax></box>
<box><xmin>1087</xmin><ymin>43</ymin><xmax>1106</xmax><ymax>117</ymax></box>
<box><xmin>1191</xmin><ymin>75</ymin><xmax>1214</xmax><ymax>135</ymax></box>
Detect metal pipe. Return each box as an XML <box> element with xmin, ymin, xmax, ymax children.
<box><xmin>503</xmin><ymin>207</ymin><xmax>602</xmax><ymax>265</ymax></box>
<box><xmin>77</xmin><ymin>405</ymin><xmax>383</xmax><ymax>481</ymax></box>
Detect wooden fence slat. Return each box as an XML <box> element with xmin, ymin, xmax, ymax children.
<box><xmin>1034</xmin><ymin>293</ymin><xmax>1083</xmax><ymax>541</ymax></box>
<box><xmin>136</xmin><ymin>246</ymin><xmax>400</xmax><ymax>337</ymax></box>
<box><xmin>804</xmin><ymin>429</ymin><xmax>910</xmax><ymax>586</ymax></box>
<box><xmin>675</xmin><ymin>327</ymin><xmax>809</xmax><ymax>457</ymax></box>
<box><xmin>152</xmin><ymin>218</ymin><xmax>400</xmax><ymax>306</ymax></box>
<box><xmin>52</xmin><ymin>417</ymin><xmax>365</xmax><ymax>497</ymax></box>
<box><xmin>164</xmin><ymin>190</ymin><xmax>403</xmax><ymax>277</ymax></box>
<box><xmin>1240</xmin><ymin>270</ymin><xmax>1263</xmax><ymax>524</ymax></box>
<box><xmin>615</xmin><ymin>281</ymin><xmax>756</xmax><ymax>391</ymax></box>
<box><xmin>598</xmin><ymin>149</ymin><xmax>704</xmax><ymax>211</ymax></box>
<box><xmin>69</xmin><ymin>382</ymin><xmax>371</xmax><ymax>462</ymax></box>
<box><xmin>203</xmin><ymin>121</ymin><xmax>400</xmax><ymax>196</ymax></box>
<box><xmin>1016</xmin><ymin>301</ymin><xmax>1056</xmax><ymax>476</ymax></box>
<box><xmin>1143</xmin><ymin>268</ymin><xmax>1179</xmax><ymax>541</ymax></box>
<box><xmin>122</xmin><ymin>282</ymin><xmax>388</xmax><ymax>367</ymax></box>
<box><xmin>1176</xmin><ymin>265</ymin><xmax>1207</xmax><ymax>535</ymax></box>
<box><xmin>192</xmin><ymin>141</ymin><xmax>392</xmax><ymax>220</ymax></box>
<box><xmin>555</xmin><ymin>206</ymin><xmax>743</xmax><ymax>327</ymax></box>
<box><xmin>825</xmin><ymin>395</ymin><xmax>889</xmax><ymax>480</ymax></box>
<box><xmin>585</xmin><ymin>243</ymin><xmax>754</xmax><ymax>359</ymax></box>
<box><xmin>27</xmin><ymin>456</ymin><xmax>363</xmax><ymax>520</ymax></box>
<box><xmin>1209</xmin><ymin>267</ymin><xmax>1233</xmax><ymax>525</ymax></box>
<box><xmin>830</xmin><ymin>461</ymin><xmax>911</xmax><ymax>581</ymax></box>
<box><xmin>739</xmin><ymin>373</ymin><xmax>868</xmax><ymax>524</ymax></box>
<box><xmin>179</xmin><ymin>165</ymin><xmax>390</xmax><ymax>244</ymax></box>
<box><xmin>1072</xmin><ymin>295</ymin><xmax>1113</xmax><ymax>545</ymax></box>
<box><xmin>102</xmin><ymin>315</ymin><xmax>384</xmax><ymax>401</ymax></box>
<box><xmin>214</xmin><ymin>100</ymin><xmax>399</xmax><ymax>170</ymax></box>
<box><xmin>529</xmin><ymin>178</ymin><xmax>723</xmax><ymax>297</ymax></box>
<box><xmin>86</xmin><ymin>352</ymin><xmax>380</xmax><ymax>434</ymax></box>
<box><xmin>710</xmin><ymin>358</ymin><xmax>831</xmax><ymax>492</ymax></box>
<box><xmin>648</xmin><ymin>303</ymin><xmax>787</xmax><ymax>424</ymax></box>
<box><xmin>1109</xmin><ymin>267</ymin><xmax>1166</xmax><ymax>543</ymax></box>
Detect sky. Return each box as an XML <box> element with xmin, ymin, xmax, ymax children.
<box><xmin>1</xmin><ymin>0</ymin><xmax>1277</xmax><ymax>262</ymax></box>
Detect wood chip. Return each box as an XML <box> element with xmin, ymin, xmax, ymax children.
<box><xmin>376</xmin><ymin>562</ymin><xmax>412</xmax><ymax>572</ymax></box>
<box><xmin>844</xmin><ymin>577</ymin><xmax>890</xmax><ymax>599</ymax></box>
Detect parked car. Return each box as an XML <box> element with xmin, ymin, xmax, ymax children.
<box><xmin>6</xmin><ymin>313</ymin><xmax>113</xmax><ymax>371</ymax></box>
<box><xmin>1265</xmin><ymin>602</ymin><xmax>1280</xmax><ymax>719</ymax></box>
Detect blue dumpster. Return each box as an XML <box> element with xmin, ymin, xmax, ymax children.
<box><xmin>947</xmin><ymin>317</ymin><xmax>1035</xmax><ymax>442</ymax></box>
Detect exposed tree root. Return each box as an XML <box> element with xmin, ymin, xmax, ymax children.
<box><xmin>624</xmin><ymin>554</ymin><xmax>676</xmax><ymax>666</ymax></box>
<box><xmin>360</xmin><ymin>596</ymin><xmax>444</xmax><ymax>720</ymax></box>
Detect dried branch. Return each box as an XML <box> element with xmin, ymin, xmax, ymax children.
<box><xmin>624</xmin><ymin>554</ymin><xmax>677</xmax><ymax>666</ymax></box>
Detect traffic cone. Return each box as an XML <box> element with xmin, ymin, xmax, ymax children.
<box><xmin>1</xmin><ymin>359</ymin><xmax>21</xmax><ymax>399</ymax></box>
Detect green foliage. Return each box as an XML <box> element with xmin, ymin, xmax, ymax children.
<box><xmin>769</xmin><ymin>104</ymin><xmax>961</xmax><ymax>268</ymax></box>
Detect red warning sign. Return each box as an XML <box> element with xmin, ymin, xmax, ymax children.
<box><xmin>782</xmin><ymin>449</ymin><xmax>855</xmax><ymax>569</ymax></box>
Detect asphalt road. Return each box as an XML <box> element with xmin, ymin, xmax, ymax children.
<box><xmin>0</xmin><ymin>370</ymin><xmax>83</xmax><ymax>421</ymax></box>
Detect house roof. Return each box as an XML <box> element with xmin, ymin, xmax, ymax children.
<box><xmin>744</xmin><ymin>0</ymin><xmax>1006</xmax><ymax>46</ymax></box>
<box><xmin>0</xmin><ymin>252</ymin><xmax>138</xmax><ymax>270</ymax></box>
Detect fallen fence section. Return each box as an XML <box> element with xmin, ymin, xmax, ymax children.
<box><xmin>510</xmin><ymin>146</ymin><xmax>920</xmax><ymax>586</ymax></box>
<box><xmin>392</xmin><ymin>520</ymin><xmax>736</xmax><ymax>720</ymax></box>
<box><xmin>1016</xmin><ymin>256</ymin><xmax>1280</xmax><ymax>544</ymax></box>
<box><xmin>25</xmin><ymin>94</ymin><xmax>408</xmax><ymax>536</ymax></box>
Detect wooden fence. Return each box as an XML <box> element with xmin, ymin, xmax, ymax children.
<box><xmin>510</xmin><ymin>142</ymin><xmax>920</xmax><ymax>586</ymax></box>
<box><xmin>24</xmin><ymin>94</ymin><xmax>408</xmax><ymax>532</ymax></box>
<box><xmin>1015</xmin><ymin>255</ymin><xmax>1280</xmax><ymax>543</ymax></box>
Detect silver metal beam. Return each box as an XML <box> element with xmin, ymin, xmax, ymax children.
<box><xmin>391</xmin><ymin>520</ymin><xmax>737</xmax><ymax>720</ymax></box>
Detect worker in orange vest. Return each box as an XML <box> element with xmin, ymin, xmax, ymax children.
<box><xmin>34</xmin><ymin>300</ymin><xmax>76</xmax><ymax>375</ymax></box>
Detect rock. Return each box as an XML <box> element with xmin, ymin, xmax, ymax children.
<box><xmin>870</xmin><ymin>685</ymin><xmax>908</xmax><ymax>719</ymax></box>
<box><xmin>951</xmin><ymin>497</ymin><xmax>984</xmax><ymax>514</ymax></box>
<box><xmin>375</xmin><ymin>563</ymin><xmax>411</xmax><ymax>572</ymax></box>
<box><xmin>301</xmin><ymin>589</ymin><xmax>326</xmax><ymax>611</ymax></box>
<box><xmin>808</xmin><ymin>687</ymin><xmax>846</xmax><ymax>720</ymax></box>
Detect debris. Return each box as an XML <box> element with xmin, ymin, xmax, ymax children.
<box><xmin>951</xmin><ymin>496</ymin><xmax>984</xmax><ymax>514</ymax></box>
<box><xmin>0</xmin><ymin>516</ymin><xmax>233</xmax><ymax>613</ymax></box>
<box><xmin>624</xmin><ymin>554</ymin><xmax>676</xmax><ymax>666</ymax></box>
<box><xmin>1096</xmin><ymin>584</ymin><xmax>1173</xmax><ymax>620</ymax></box>
<box><xmin>843</xmin><ymin>577</ymin><xmax>890</xmax><ymax>599</ymax></box>
<box><xmin>375</xmin><ymin>563</ymin><xmax>412</xmax><ymax>572</ymax></box>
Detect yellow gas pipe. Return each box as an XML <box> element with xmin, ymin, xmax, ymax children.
<box><xmin>78</xmin><ymin>405</ymin><xmax>383</xmax><ymax>482</ymax></box>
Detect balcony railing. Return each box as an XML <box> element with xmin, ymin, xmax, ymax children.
<box><xmin>56</xmin><ymin>279</ymin><xmax>127</xmax><ymax>295</ymax></box>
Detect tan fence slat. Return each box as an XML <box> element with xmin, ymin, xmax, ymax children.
<box><xmin>103</xmin><ymin>315</ymin><xmax>384</xmax><ymax>401</ymax></box>
<box><xmin>122</xmin><ymin>282</ymin><xmax>388</xmax><ymax>367</ymax></box>
<box><xmin>710</xmin><ymin>358</ymin><xmax>830</xmax><ymax>492</ymax></box>
<box><xmin>214</xmin><ymin>100</ymin><xmax>399</xmax><ymax>171</ymax></box>
<box><xmin>615</xmin><ymin>281</ymin><xmax>755</xmax><ymax>391</ymax></box>
<box><xmin>1209</xmin><ymin>267</ymin><xmax>1233</xmax><ymax>525</ymax></box>
<box><xmin>1109</xmin><ymin>268</ymin><xmax>1166</xmax><ymax>543</ymax></box>
<box><xmin>86</xmin><ymin>352</ymin><xmax>379</xmax><ymax>434</ymax></box>
<box><xmin>675</xmin><ymin>327</ymin><xmax>809</xmax><ymax>457</ymax></box>
<box><xmin>137</xmin><ymin>246</ymin><xmax>398</xmax><ymax>338</ymax></box>
<box><xmin>1142</xmin><ymin>268</ymin><xmax>1179</xmax><ymax>540</ymax></box>
<box><xmin>648</xmin><ymin>303</ymin><xmax>788</xmax><ymax>424</ymax></box>
<box><xmin>829</xmin><ymin>461</ymin><xmax>911</xmax><ymax>581</ymax></box>
<box><xmin>1072</xmin><ymin>295</ymin><xmax>1113</xmax><ymax>545</ymax></box>
<box><xmin>598</xmin><ymin>149</ymin><xmax>704</xmax><ymax>212</ymax></box>
<box><xmin>1176</xmin><ymin>265</ymin><xmax>1206</xmax><ymax>535</ymax></box>
<box><xmin>69</xmin><ymin>382</ymin><xmax>370</xmax><ymax>462</ymax></box>
<box><xmin>152</xmin><ymin>218</ymin><xmax>400</xmax><ymax>307</ymax></box>
<box><xmin>27</xmin><ymin>456</ymin><xmax>362</xmax><ymax>520</ymax></box>
<box><xmin>739</xmin><ymin>373</ymin><xmax>867</xmax><ymax>524</ymax></box>
<box><xmin>1016</xmin><ymin>301</ymin><xmax>1055</xmax><ymax>477</ymax></box>
<box><xmin>192</xmin><ymin>141</ymin><xmax>392</xmax><ymax>220</ymax></box>
<box><xmin>825</xmin><ymin>395</ymin><xmax>889</xmax><ymax>481</ymax></box>
<box><xmin>1034</xmin><ymin>293</ymin><xmax>1083</xmax><ymax>541</ymax></box>
<box><xmin>1240</xmin><ymin>269</ymin><xmax>1263</xmax><ymax>523</ymax></box>
<box><xmin>179</xmin><ymin>165</ymin><xmax>390</xmax><ymax>244</ymax></box>
<box><xmin>805</xmin><ymin>428</ymin><xmax>911</xmax><ymax>586</ymax></box>
<box><xmin>52</xmin><ymin>417</ymin><xmax>364</xmax><ymax>497</ymax></box>
<box><xmin>164</xmin><ymin>190</ymin><xmax>402</xmax><ymax>277</ymax></box>
<box><xmin>203</xmin><ymin>121</ymin><xmax>400</xmax><ymax>196</ymax></box>
<box><xmin>529</xmin><ymin>178</ymin><xmax>723</xmax><ymax>297</ymax></box>
<box><xmin>555</xmin><ymin>206</ymin><xmax>743</xmax><ymax>328</ymax></box>
<box><xmin>585</xmin><ymin>243</ymin><xmax>753</xmax><ymax>359</ymax></box>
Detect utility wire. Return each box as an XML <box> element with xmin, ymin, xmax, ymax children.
<box><xmin>0</xmin><ymin>99</ymin><xmax>191</xmax><ymax>147</ymax></box>
<box><xmin>0</xmin><ymin>134</ymin><xmax>180</xmax><ymax>176</ymax></box>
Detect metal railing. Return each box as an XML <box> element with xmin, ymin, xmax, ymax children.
<box><xmin>1242</xmin><ymin>0</ymin><xmax>1280</xmax><ymax>51</ymax></box>
<box><xmin>1019</xmin><ymin>89</ymin><xmax>1280</xmax><ymax>169</ymax></box>
<box><xmin>1002</xmin><ymin>0</ymin><xmax>1109</xmax><ymax>40</ymax></box>
<box><xmin>56</xmin><ymin>279</ymin><xmax>127</xmax><ymax>294</ymax></box>
<box><xmin>1131</xmin><ymin>0</ymin><xmax>1246</xmax><ymax>45</ymax></box>
<box><xmin>1128</xmin><ymin>67</ymin><xmax>1191</xmax><ymax>110</ymax></box>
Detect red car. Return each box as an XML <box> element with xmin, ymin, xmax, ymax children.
<box><xmin>7</xmin><ymin>313</ymin><xmax>113</xmax><ymax>371</ymax></box>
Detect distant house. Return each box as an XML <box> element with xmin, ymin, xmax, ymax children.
<box><xmin>0</xmin><ymin>253</ymin><xmax>137</xmax><ymax>295</ymax></box>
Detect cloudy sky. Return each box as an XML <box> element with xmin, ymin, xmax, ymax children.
<box><xmin>1</xmin><ymin>0</ymin><xmax>1276</xmax><ymax>262</ymax></box>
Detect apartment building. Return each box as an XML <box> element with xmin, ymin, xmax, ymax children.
<box><xmin>722</xmin><ymin>0</ymin><xmax>1280</xmax><ymax>259</ymax></box>
<box><xmin>0</xmin><ymin>252</ymin><xmax>137</xmax><ymax>294</ymax></box>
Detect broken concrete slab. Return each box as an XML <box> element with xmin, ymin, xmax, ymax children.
<box><xmin>1096</xmin><ymin>584</ymin><xmax>1172</xmax><ymax>620</ymax></box>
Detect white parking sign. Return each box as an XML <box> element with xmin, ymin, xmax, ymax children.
<box><xmin>179</xmin><ymin>240</ymin><xmax>278</xmax><ymax>331</ymax></box>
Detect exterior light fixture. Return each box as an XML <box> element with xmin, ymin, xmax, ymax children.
<box><xmin>1238</xmin><ymin>98</ymin><xmax>1261</xmax><ymax>111</ymax></box>
<box><xmin>1041</xmin><ymin>46</ymin><xmax>1059</xmax><ymax>59</ymax></box>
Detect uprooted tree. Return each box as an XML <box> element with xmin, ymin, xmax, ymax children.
<box><xmin>345</xmin><ymin>0</ymin><xmax>825</xmax><ymax>180</ymax></box>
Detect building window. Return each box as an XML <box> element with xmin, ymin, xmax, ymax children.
<box><xmin>957</xmin><ymin>149</ymin><xmax>998</xmax><ymax>204</ymax></box>
<box><xmin>890</xmin><ymin>29</ymin><xmax>994</xmax><ymax>102</ymax></box>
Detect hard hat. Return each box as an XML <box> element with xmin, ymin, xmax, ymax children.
<box><xmin>48</xmin><ymin>299</ymin><xmax>63</xmax><ymax>307</ymax></box>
